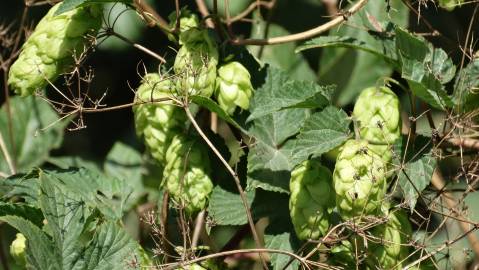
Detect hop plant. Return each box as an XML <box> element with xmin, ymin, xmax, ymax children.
<box><xmin>163</xmin><ymin>134</ymin><xmax>213</xmax><ymax>214</ymax></box>
<box><xmin>133</xmin><ymin>73</ymin><xmax>187</xmax><ymax>164</ymax></box>
<box><xmin>353</xmin><ymin>86</ymin><xmax>401</xmax><ymax>146</ymax></box>
<box><xmin>367</xmin><ymin>210</ymin><xmax>412</xmax><ymax>269</ymax></box>
<box><xmin>8</xmin><ymin>3</ymin><xmax>102</xmax><ymax>96</ymax></box>
<box><xmin>10</xmin><ymin>233</ymin><xmax>26</xmax><ymax>266</ymax></box>
<box><xmin>174</xmin><ymin>30</ymin><xmax>219</xmax><ymax>97</ymax></box>
<box><xmin>215</xmin><ymin>61</ymin><xmax>254</xmax><ymax>115</ymax></box>
<box><xmin>289</xmin><ymin>160</ymin><xmax>334</xmax><ymax>240</ymax></box>
<box><xmin>333</xmin><ymin>139</ymin><xmax>388</xmax><ymax>219</ymax></box>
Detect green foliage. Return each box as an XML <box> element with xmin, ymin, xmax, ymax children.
<box><xmin>8</xmin><ymin>3</ymin><xmax>102</xmax><ymax>96</ymax></box>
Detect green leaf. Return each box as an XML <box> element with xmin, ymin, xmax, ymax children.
<box><xmin>0</xmin><ymin>96</ymin><xmax>66</xmax><ymax>174</ymax></box>
<box><xmin>0</xmin><ymin>202</ymin><xmax>43</xmax><ymax>227</ymax></box>
<box><xmin>454</xmin><ymin>58</ymin><xmax>479</xmax><ymax>112</ymax></box>
<box><xmin>40</xmin><ymin>168</ymin><xmax>135</xmax><ymax>220</ymax></box>
<box><xmin>0</xmin><ymin>215</ymin><xmax>60</xmax><ymax>270</ymax></box>
<box><xmin>264</xmin><ymin>222</ymin><xmax>301</xmax><ymax>270</ymax></box>
<box><xmin>317</xmin><ymin>0</ymin><xmax>409</xmax><ymax>105</ymax></box>
<box><xmin>394</xmin><ymin>136</ymin><xmax>437</xmax><ymax>210</ymax></box>
<box><xmin>104</xmin><ymin>142</ymin><xmax>144</xmax><ymax>208</ymax></box>
<box><xmin>292</xmin><ymin>106</ymin><xmax>352</xmax><ymax>162</ymax></box>
<box><xmin>75</xmin><ymin>221</ymin><xmax>138</xmax><ymax>270</ymax></box>
<box><xmin>247</xmin><ymin>67</ymin><xmax>332</xmax><ymax>122</ymax></box>
<box><xmin>39</xmin><ymin>175</ymin><xmax>91</xmax><ymax>269</ymax></box>
<box><xmin>1</xmin><ymin>171</ymin><xmax>41</xmax><ymax>204</ymax></box>
<box><xmin>248</xmin><ymin>12</ymin><xmax>316</xmax><ymax>81</ymax></box>
<box><xmin>56</xmin><ymin>0</ymin><xmax>132</xmax><ymax>15</ymax></box>
<box><xmin>395</xmin><ymin>27</ymin><xmax>455</xmax><ymax>110</ymax></box>
<box><xmin>207</xmin><ymin>186</ymin><xmax>255</xmax><ymax>225</ymax></box>
<box><xmin>297</xmin><ymin>33</ymin><xmax>397</xmax><ymax>64</ymax></box>
<box><xmin>246</xmin><ymin>109</ymin><xmax>309</xmax><ymax>193</ymax></box>
<box><xmin>191</xmin><ymin>95</ymin><xmax>244</xmax><ymax>131</ymax></box>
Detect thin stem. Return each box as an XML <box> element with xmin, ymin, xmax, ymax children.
<box><xmin>184</xmin><ymin>106</ymin><xmax>269</xmax><ymax>270</ymax></box>
<box><xmin>195</xmin><ymin>0</ymin><xmax>215</xmax><ymax>28</ymax></box>
<box><xmin>230</xmin><ymin>0</ymin><xmax>368</xmax><ymax>45</ymax></box>
<box><xmin>0</xmin><ymin>131</ymin><xmax>15</xmax><ymax>175</ymax></box>
<box><xmin>108</xmin><ymin>31</ymin><xmax>166</xmax><ymax>63</ymax></box>
<box><xmin>191</xmin><ymin>210</ymin><xmax>205</xmax><ymax>249</ymax></box>
<box><xmin>430</xmin><ymin>169</ymin><xmax>479</xmax><ymax>259</ymax></box>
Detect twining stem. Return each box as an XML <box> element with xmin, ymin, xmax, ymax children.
<box><xmin>184</xmin><ymin>106</ymin><xmax>269</xmax><ymax>270</ymax></box>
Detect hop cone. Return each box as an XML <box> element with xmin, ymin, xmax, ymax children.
<box><xmin>168</xmin><ymin>9</ymin><xmax>201</xmax><ymax>44</ymax></box>
<box><xmin>215</xmin><ymin>61</ymin><xmax>253</xmax><ymax>115</ymax></box>
<box><xmin>8</xmin><ymin>3</ymin><xmax>102</xmax><ymax>96</ymax></box>
<box><xmin>353</xmin><ymin>86</ymin><xmax>401</xmax><ymax>145</ymax></box>
<box><xmin>163</xmin><ymin>134</ymin><xmax>213</xmax><ymax>214</ymax></box>
<box><xmin>174</xmin><ymin>30</ymin><xmax>219</xmax><ymax>97</ymax></box>
<box><xmin>333</xmin><ymin>140</ymin><xmax>388</xmax><ymax>219</ymax></box>
<box><xmin>367</xmin><ymin>210</ymin><xmax>412</xmax><ymax>269</ymax></box>
<box><xmin>10</xmin><ymin>233</ymin><xmax>26</xmax><ymax>266</ymax></box>
<box><xmin>289</xmin><ymin>160</ymin><xmax>334</xmax><ymax>240</ymax></box>
<box><xmin>133</xmin><ymin>73</ymin><xmax>187</xmax><ymax>164</ymax></box>
<box><xmin>328</xmin><ymin>240</ymin><xmax>364</xmax><ymax>269</ymax></box>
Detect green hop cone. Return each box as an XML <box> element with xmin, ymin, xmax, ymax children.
<box><xmin>329</xmin><ymin>240</ymin><xmax>365</xmax><ymax>269</ymax></box>
<box><xmin>289</xmin><ymin>160</ymin><xmax>334</xmax><ymax>240</ymax></box>
<box><xmin>10</xmin><ymin>233</ymin><xmax>27</xmax><ymax>266</ymax></box>
<box><xmin>174</xmin><ymin>30</ymin><xmax>219</xmax><ymax>97</ymax></box>
<box><xmin>8</xmin><ymin>3</ymin><xmax>102</xmax><ymax>96</ymax></box>
<box><xmin>353</xmin><ymin>86</ymin><xmax>401</xmax><ymax>145</ymax></box>
<box><xmin>367</xmin><ymin>210</ymin><xmax>412</xmax><ymax>269</ymax></box>
<box><xmin>168</xmin><ymin>9</ymin><xmax>201</xmax><ymax>44</ymax></box>
<box><xmin>215</xmin><ymin>61</ymin><xmax>254</xmax><ymax>115</ymax></box>
<box><xmin>133</xmin><ymin>73</ymin><xmax>187</xmax><ymax>164</ymax></box>
<box><xmin>163</xmin><ymin>134</ymin><xmax>213</xmax><ymax>214</ymax></box>
<box><xmin>333</xmin><ymin>140</ymin><xmax>388</xmax><ymax>219</ymax></box>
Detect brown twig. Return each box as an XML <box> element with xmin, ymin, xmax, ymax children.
<box><xmin>230</xmin><ymin>0</ymin><xmax>368</xmax><ymax>45</ymax></box>
<box><xmin>228</xmin><ymin>1</ymin><xmax>274</xmax><ymax>23</ymax></box>
<box><xmin>191</xmin><ymin>210</ymin><xmax>205</xmax><ymax>249</ymax></box>
<box><xmin>195</xmin><ymin>0</ymin><xmax>215</xmax><ymax>28</ymax></box>
<box><xmin>0</xmin><ymin>131</ymin><xmax>15</xmax><ymax>175</ymax></box>
<box><xmin>430</xmin><ymin>169</ymin><xmax>479</xmax><ymax>259</ymax></box>
<box><xmin>184</xmin><ymin>106</ymin><xmax>269</xmax><ymax>270</ymax></box>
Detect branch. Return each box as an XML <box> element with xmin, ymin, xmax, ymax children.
<box><xmin>195</xmin><ymin>0</ymin><xmax>215</xmax><ymax>28</ymax></box>
<box><xmin>230</xmin><ymin>0</ymin><xmax>368</xmax><ymax>45</ymax></box>
<box><xmin>228</xmin><ymin>1</ymin><xmax>274</xmax><ymax>23</ymax></box>
<box><xmin>133</xmin><ymin>0</ymin><xmax>169</xmax><ymax>30</ymax></box>
<box><xmin>445</xmin><ymin>137</ymin><xmax>479</xmax><ymax>151</ymax></box>
<box><xmin>184</xmin><ymin>106</ymin><xmax>270</xmax><ymax>270</ymax></box>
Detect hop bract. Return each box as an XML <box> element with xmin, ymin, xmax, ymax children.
<box><xmin>289</xmin><ymin>160</ymin><xmax>334</xmax><ymax>240</ymax></box>
<box><xmin>333</xmin><ymin>139</ymin><xmax>388</xmax><ymax>219</ymax></box>
<box><xmin>8</xmin><ymin>3</ymin><xmax>102</xmax><ymax>96</ymax></box>
<box><xmin>168</xmin><ymin>9</ymin><xmax>201</xmax><ymax>44</ymax></box>
<box><xmin>215</xmin><ymin>61</ymin><xmax>254</xmax><ymax>115</ymax></box>
<box><xmin>174</xmin><ymin>30</ymin><xmax>219</xmax><ymax>97</ymax></box>
<box><xmin>133</xmin><ymin>73</ymin><xmax>187</xmax><ymax>164</ymax></box>
<box><xmin>353</xmin><ymin>86</ymin><xmax>401</xmax><ymax>145</ymax></box>
<box><xmin>10</xmin><ymin>233</ymin><xmax>26</xmax><ymax>266</ymax></box>
<box><xmin>368</xmin><ymin>210</ymin><xmax>412</xmax><ymax>269</ymax></box>
<box><xmin>163</xmin><ymin>134</ymin><xmax>213</xmax><ymax>214</ymax></box>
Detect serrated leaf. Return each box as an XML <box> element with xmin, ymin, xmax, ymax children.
<box><xmin>207</xmin><ymin>186</ymin><xmax>255</xmax><ymax>225</ymax></box>
<box><xmin>394</xmin><ymin>136</ymin><xmax>436</xmax><ymax>210</ymax></box>
<box><xmin>39</xmin><ymin>175</ymin><xmax>91</xmax><ymax>269</ymax></box>
<box><xmin>0</xmin><ymin>96</ymin><xmax>66</xmax><ymax>175</ymax></box>
<box><xmin>454</xmin><ymin>58</ymin><xmax>479</xmax><ymax>112</ymax></box>
<box><xmin>247</xmin><ymin>67</ymin><xmax>332</xmax><ymax>121</ymax></box>
<box><xmin>292</xmin><ymin>106</ymin><xmax>352</xmax><ymax>162</ymax></box>
<box><xmin>395</xmin><ymin>27</ymin><xmax>455</xmax><ymax>110</ymax></box>
<box><xmin>248</xmin><ymin>12</ymin><xmax>316</xmax><ymax>81</ymax></box>
<box><xmin>41</xmin><ymin>168</ymin><xmax>135</xmax><ymax>220</ymax></box>
<box><xmin>74</xmin><ymin>221</ymin><xmax>138</xmax><ymax>270</ymax></box>
<box><xmin>246</xmin><ymin>109</ymin><xmax>309</xmax><ymax>193</ymax></box>
<box><xmin>56</xmin><ymin>0</ymin><xmax>132</xmax><ymax>15</ymax></box>
<box><xmin>0</xmin><ymin>215</ymin><xmax>60</xmax><ymax>270</ymax></box>
<box><xmin>1</xmin><ymin>171</ymin><xmax>40</xmax><ymax>204</ymax></box>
